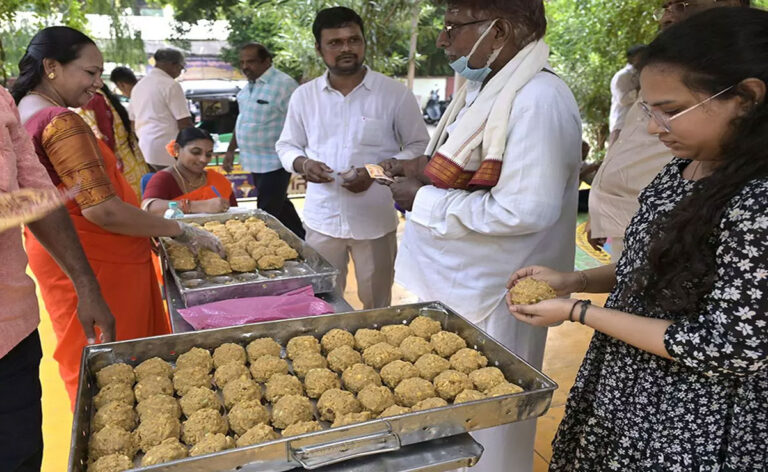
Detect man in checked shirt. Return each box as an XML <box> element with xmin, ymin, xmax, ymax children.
<box><xmin>224</xmin><ymin>43</ymin><xmax>305</xmax><ymax>238</ymax></box>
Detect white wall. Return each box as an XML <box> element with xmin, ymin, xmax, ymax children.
<box><xmin>412</xmin><ymin>77</ymin><xmax>448</xmax><ymax>108</ymax></box>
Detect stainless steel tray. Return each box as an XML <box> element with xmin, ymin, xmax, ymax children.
<box><xmin>70</xmin><ymin>302</ymin><xmax>557</xmax><ymax>471</ymax></box>
<box><xmin>159</xmin><ymin>209</ymin><xmax>339</xmax><ymax>307</ymax></box>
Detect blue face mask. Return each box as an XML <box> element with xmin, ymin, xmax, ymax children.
<box><xmin>449</xmin><ymin>19</ymin><xmax>502</xmax><ymax>83</ymax></box>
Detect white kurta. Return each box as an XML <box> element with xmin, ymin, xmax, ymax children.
<box><xmin>396</xmin><ymin>70</ymin><xmax>582</xmax><ymax>472</ymax></box>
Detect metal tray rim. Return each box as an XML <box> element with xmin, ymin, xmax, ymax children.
<box><xmin>160</xmin><ymin>209</ymin><xmax>340</xmax><ymax>306</ymax></box>
<box><xmin>69</xmin><ymin>301</ymin><xmax>557</xmax><ymax>472</ymax></box>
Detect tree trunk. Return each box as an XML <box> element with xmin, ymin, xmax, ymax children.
<box><xmin>0</xmin><ymin>36</ymin><xmax>7</xmax><ymax>86</ymax></box>
<box><xmin>406</xmin><ymin>1</ymin><xmax>420</xmax><ymax>90</ymax></box>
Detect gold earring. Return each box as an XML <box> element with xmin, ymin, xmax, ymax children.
<box><xmin>47</xmin><ymin>72</ymin><xmax>55</xmax><ymax>80</ymax></box>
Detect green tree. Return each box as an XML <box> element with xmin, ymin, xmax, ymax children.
<box><xmin>414</xmin><ymin>3</ymin><xmax>453</xmax><ymax>77</ymax></box>
<box><xmin>219</xmin><ymin>0</ymin><xmax>418</xmax><ymax>81</ymax></box>
<box><xmin>0</xmin><ymin>0</ymin><xmax>146</xmax><ymax>83</ymax></box>
<box><xmin>545</xmin><ymin>0</ymin><xmax>657</xmax><ymax>157</ymax></box>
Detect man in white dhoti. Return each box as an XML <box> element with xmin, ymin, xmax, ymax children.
<box><xmin>381</xmin><ymin>1</ymin><xmax>582</xmax><ymax>470</ymax></box>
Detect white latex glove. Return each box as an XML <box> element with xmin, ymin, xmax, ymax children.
<box><xmin>172</xmin><ymin>222</ymin><xmax>225</xmax><ymax>257</ymax></box>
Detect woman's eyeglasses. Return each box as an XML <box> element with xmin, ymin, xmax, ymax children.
<box><xmin>639</xmin><ymin>85</ymin><xmax>734</xmax><ymax>133</ymax></box>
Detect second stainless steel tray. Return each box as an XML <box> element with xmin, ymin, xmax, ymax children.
<box><xmin>160</xmin><ymin>209</ymin><xmax>339</xmax><ymax>307</ymax></box>
<box><xmin>70</xmin><ymin>302</ymin><xmax>557</xmax><ymax>471</ymax></box>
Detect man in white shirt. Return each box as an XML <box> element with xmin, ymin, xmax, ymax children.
<box><xmin>131</xmin><ymin>49</ymin><xmax>193</xmax><ymax>171</ymax></box>
<box><xmin>381</xmin><ymin>1</ymin><xmax>581</xmax><ymax>470</ymax></box>
<box><xmin>276</xmin><ymin>7</ymin><xmax>429</xmax><ymax>309</ymax></box>
<box><xmin>607</xmin><ymin>45</ymin><xmax>644</xmax><ymax>146</ymax></box>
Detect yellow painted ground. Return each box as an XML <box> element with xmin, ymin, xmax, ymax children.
<box><xmin>34</xmin><ymin>275</ymin><xmax>73</xmax><ymax>472</ymax></box>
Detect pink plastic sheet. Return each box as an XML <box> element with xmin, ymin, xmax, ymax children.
<box><xmin>178</xmin><ymin>286</ymin><xmax>334</xmax><ymax>330</ymax></box>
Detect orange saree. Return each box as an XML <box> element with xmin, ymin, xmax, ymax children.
<box><xmin>175</xmin><ymin>170</ymin><xmax>234</xmax><ymax>202</ymax></box>
<box><xmin>23</xmin><ymin>108</ymin><xmax>169</xmax><ymax>408</ymax></box>
<box><xmin>142</xmin><ymin>168</ymin><xmax>236</xmax><ymax>206</ymax></box>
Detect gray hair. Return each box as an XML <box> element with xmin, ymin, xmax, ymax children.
<box><xmin>154</xmin><ymin>48</ymin><xmax>185</xmax><ymax>65</ymax></box>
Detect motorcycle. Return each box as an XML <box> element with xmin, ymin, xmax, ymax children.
<box><xmin>423</xmin><ymin>89</ymin><xmax>449</xmax><ymax>124</ymax></box>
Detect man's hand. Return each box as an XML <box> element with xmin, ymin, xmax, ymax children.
<box><xmin>75</xmin><ymin>286</ymin><xmax>116</xmax><ymax>344</ymax></box>
<box><xmin>26</xmin><ymin>206</ymin><xmax>115</xmax><ymax>343</ymax></box>
<box><xmin>379</xmin><ymin>158</ymin><xmax>405</xmax><ymax>178</ymax></box>
<box><xmin>389</xmin><ymin>176</ymin><xmax>425</xmax><ymax>212</ymax></box>
<box><xmin>585</xmin><ymin>219</ymin><xmax>606</xmax><ymax>251</ymax></box>
<box><xmin>300</xmin><ymin>158</ymin><xmax>334</xmax><ymax>183</ymax></box>
<box><xmin>223</xmin><ymin>151</ymin><xmax>235</xmax><ymax>173</ymax></box>
<box><xmin>341</xmin><ymin>168</ymin><xmax>374</xmax><ymax>194</ymax></box>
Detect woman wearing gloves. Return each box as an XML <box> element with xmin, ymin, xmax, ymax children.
<box><xmin>12</xmin><ymin>26</ymin><xmax>223</xmax><ymax>406</ymax></box>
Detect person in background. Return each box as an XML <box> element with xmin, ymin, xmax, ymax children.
<box><xmin>276</xmin><ymin>7</ymin><xmax>429</xmax><ymax>309</ymax></box>
<box><xmin>109</xmin><ymin>65</ymin><xmax>138</xmax><ymax>99</ymax></box>
<box><xmin>143</xmin><ymin>127</ymin><xmax>236</xmax><ymax>215</ymax></box>
<box><xmin>608</xmin><ymin>45</ymin><xmax>644</xmax><ymax>146</ymax></box>
<box><xmin>223</xmin><ymin>43</ymin><xmax>304</xmax><ymax>238</ymax></box>
<box><xmin>509</xmin><ymin>9</ymin><xmax>768</xmax><ymax>470</ymax></box>
<box><xmin>78</xmin><ymin>84</ymin><xmax>149</xmax><ymax>201</ymax></box>
<box><xmin>578</xmin><ymin>140</ymin><xmax>598</xmax><ymax>213</ymax></box>
<box><xmin>587</xmin><ymin>0</ymin><xmax>751</xmax><ymax>260</ymax></box>
<box><xmin>0</xmin><ymin>85</ymin><xmax>114</xmax><ymax>472</ymax></box>
<box><xmin>381</xmin><ymin>1</ymin><xmax>581</xmax><ymax>469</ymax></box>
<box><xmin>12</xmin><ymin>27</ymin><xmax>222</xmax><ymax>406</ymax></box>
<box><xmin>131</xmin><ymin>48</ymin><xmax>193</xmax><ymax>171</ymax></box>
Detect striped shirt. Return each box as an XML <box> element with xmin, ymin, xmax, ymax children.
<box><xmin>236</xmin><ymin>67</ymin><xmax>298</xmax><ymax>173</ymax></box>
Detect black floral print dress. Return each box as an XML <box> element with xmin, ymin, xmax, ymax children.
<box><xmin>550</xmin><ymin>159</ymin><xmax>768</xmax><ymax>471</ymax></box>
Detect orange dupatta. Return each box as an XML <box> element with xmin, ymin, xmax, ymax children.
<box><xmin>173</xmin><ymin>169</ymin><xmax>234</xmax><ymax>202</ymax></box>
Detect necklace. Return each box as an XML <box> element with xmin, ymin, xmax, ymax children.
<box><xmin>690</xmin><ymin>161</ymin><xmax>703</xmax><ymax>181</ymax></box>
<box><xmin>172</xmin><ymin>165</ymin><xmax>206</xmax><ymax>193</ymax></box>
<box><xmin>28</xmin><ymin>90</ymin><xmax>64</xmax><ymax>107</ymax></box>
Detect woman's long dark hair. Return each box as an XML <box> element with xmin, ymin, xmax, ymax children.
<box><xmin>632</xmin><ymin>7</ymin><xmax>768</xmax><ymax>313</ymax></box>
<box><xmin>11</xmin><ymin>26</ymin><xmax>96</xmax><ymax>104</ymax></box>
<box><xmin>100</xmin><ymin>84</ymin><xmax>131</xmax><ymax>139</ymax></box>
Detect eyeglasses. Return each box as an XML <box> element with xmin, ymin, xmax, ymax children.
<box><xmin>639</xmin><ymin>85</ymin><xmax>734</xmax><ymax>133</ymax></box>
<box><xmin>442</xmin><ymin>19</ymin><xmax>492</xmax><ymax>40</ymax></box>
<box><xmin>653</xmin><ymin>1</ymin><xmax>724</xmax><ymax>21</ymax></box>
<box><xmin>325</xmin><ymin>36</ymin><xmax>364</xmax><ymax>51</ymax></box>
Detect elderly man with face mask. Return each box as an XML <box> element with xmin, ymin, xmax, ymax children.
<box><xmin>381</xmin><ymin>1</ymin><xmax>582</xmax><ymax>470</ymax></box>
<box><xmin>276</xmin><ymin>7</ymin><xmax>429</xmax><ymax>310</ymax></box>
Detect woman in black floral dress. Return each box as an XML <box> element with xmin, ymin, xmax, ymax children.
<box><xmin>506</xmin><ymin>9</ymin><xmax>768</xmax><ymax>471</ymax></box>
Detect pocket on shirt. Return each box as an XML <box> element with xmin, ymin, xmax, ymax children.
<box><xmin>359</xmin><ymin>117</ymin><xmax>389</xmax><ymax>146</ymax></box>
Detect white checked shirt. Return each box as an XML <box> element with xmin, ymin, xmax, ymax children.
<box><xmin>277</xmin><ymin>67</ymin><xmax>429</xmax><ymax>240</ymax></box>
<box><xmin>236</xmin><ymin>66</ymin><xmax>298</xmax><ymax>173</ymax></box>
<box><xmin>131</xmin><ymin>68</ymin><xmax>191</xmax><ymax>167</ymax></box>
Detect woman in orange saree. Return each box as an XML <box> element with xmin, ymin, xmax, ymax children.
<box><xmin>142</xmin><ymin>127</ymin><xmax>236</xmax><ymax>215</ymax></box>
<box><xmin>13</xmin><ymin>26</ymin><xmax>223</xmax><ymax>407</ymax></box>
